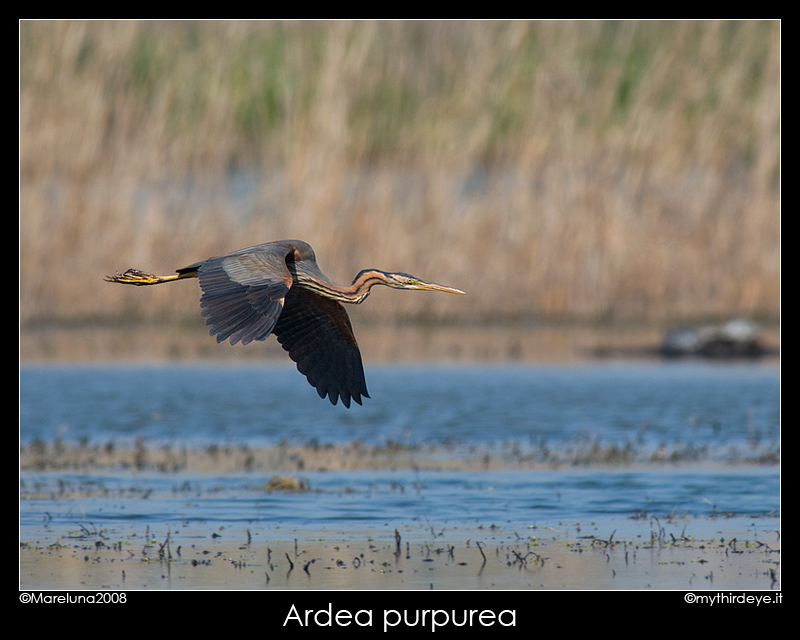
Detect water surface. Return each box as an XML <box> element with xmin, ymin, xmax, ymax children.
<box><xmin>20</xmin><ymin>362</ymin><xmax>780</xmax><ymax>532</ymax></box>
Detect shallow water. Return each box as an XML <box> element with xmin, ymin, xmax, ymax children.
<box><xmin>20</xmin><ymin>362</ymin><xmax>779</xmax><ymax>532</ymax></box>
<box><xmin>21</xmin><ymin>466</ymin><xmax>778</xmax><ymax>530</ymax></box>
<box><xmin>20</xmin><ymin>362</ymin><xmax>779</xmax><ymax>448</ymax></box>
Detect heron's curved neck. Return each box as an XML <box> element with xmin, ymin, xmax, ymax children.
<box><xmin>347</xmin><ymin>269</ymin><xmax>391</xmax><ymax>303</ymax></box>
<box><xmin>298</xmin><ymin>269</ymin><xmax>389</xmax><ymax>304</ymax></box>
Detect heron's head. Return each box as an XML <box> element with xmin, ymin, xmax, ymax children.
<box><xmin>379</xmin><ymin>271</ymin><xmax>465</xmax><ymax>295</ymax></box>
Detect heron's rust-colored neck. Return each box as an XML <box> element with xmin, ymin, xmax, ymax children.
<box><xmin>297</xmin><ymin>269</ymin><xmax>390</xmax><ymax>304</ymax></box>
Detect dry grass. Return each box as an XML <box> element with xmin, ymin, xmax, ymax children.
<box><xmin>20</xmin><ymin>20</ymin><xmax>780</xmax><ymax>329</ymax></box>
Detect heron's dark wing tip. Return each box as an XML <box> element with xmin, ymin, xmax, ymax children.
<box><xmin>322</xmin><ymin>388</ymin><xmax>368</xmax><ymax>408</ymax></box>
<box><xmin>275</xmin><ymin>288</ymin><xmax>369</xmax><ymax>408</ymax></box>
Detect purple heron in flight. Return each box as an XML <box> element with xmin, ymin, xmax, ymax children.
<box><xmin>106</xmin><ymin>239</ymin><xmax>465</xmax><ymax>407</ymax></box>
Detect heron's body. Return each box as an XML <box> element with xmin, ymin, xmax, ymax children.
<box><xmin>106</xmin><ymin>239</ymin><xmax>464</xmax><ymax>407</ymax></box>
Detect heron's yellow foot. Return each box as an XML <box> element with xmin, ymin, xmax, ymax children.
<box><xmin>105</xmin><ymin>269</ymin><xmax>164</xmax><ymax>285</ymax></box>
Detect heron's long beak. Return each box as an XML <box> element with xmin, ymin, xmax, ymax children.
<box><xmin>416</xmin><ymin>280</ymin><xmax>466</xmax><ymax>295</ymax></box>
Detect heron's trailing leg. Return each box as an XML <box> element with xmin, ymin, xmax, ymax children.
<box><xmin>104</xmin><ymin>268</ymin><xmax>197</xmax><ymax>286</ymax></box>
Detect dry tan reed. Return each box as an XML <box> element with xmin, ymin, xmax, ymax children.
<box><xmin>20</xmin><ymin>20</ymin><xmax>780</xmax><ymax>329</ymax></box>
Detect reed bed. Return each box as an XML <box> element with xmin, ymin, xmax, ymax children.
<box><xmin>20</xmin><ymin>20</ymin><xmax>780</xmax><ymax>329</ymax></box>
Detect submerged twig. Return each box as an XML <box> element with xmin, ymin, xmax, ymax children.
<box><xmin>476</xmin><ymin>541</ymin><xmax>487</xmax><ymax>566</ymax></box>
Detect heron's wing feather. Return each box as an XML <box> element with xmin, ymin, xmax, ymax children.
<box><xmin>273</xmin><ymin>287</ymin><xmax>369</xmax><ymax>408</ymax></box>
<box><xmin>195</xmin><ymin>250</ymin><xmax>293</xmax><ymax>346</ymax></box>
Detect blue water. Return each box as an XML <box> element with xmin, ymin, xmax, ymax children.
<box><xmin>19</xmin><ymin>362</ymin><xmax>780</xmax><ymax>530</ymax></box>
<box><xmin>20</xmin><ymin>362</ymin><xmax>779</xmax><ymax>449</ymax></box>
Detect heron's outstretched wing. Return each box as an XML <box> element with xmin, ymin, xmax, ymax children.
<box><xmin>273</xmin><ymin>286</ymin><xmax>369</xmax><ymax>408</ymax></box>
<box><xmin>192</xmin><ymin>246</ymin><xmax>294</xmax><ymax>346</ymax></box>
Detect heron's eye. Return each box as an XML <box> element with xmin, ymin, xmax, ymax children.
<box><xmin>406</xmin><ymin>278</ymin><xmax>416</xmax><ymax>285</ymax></box>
